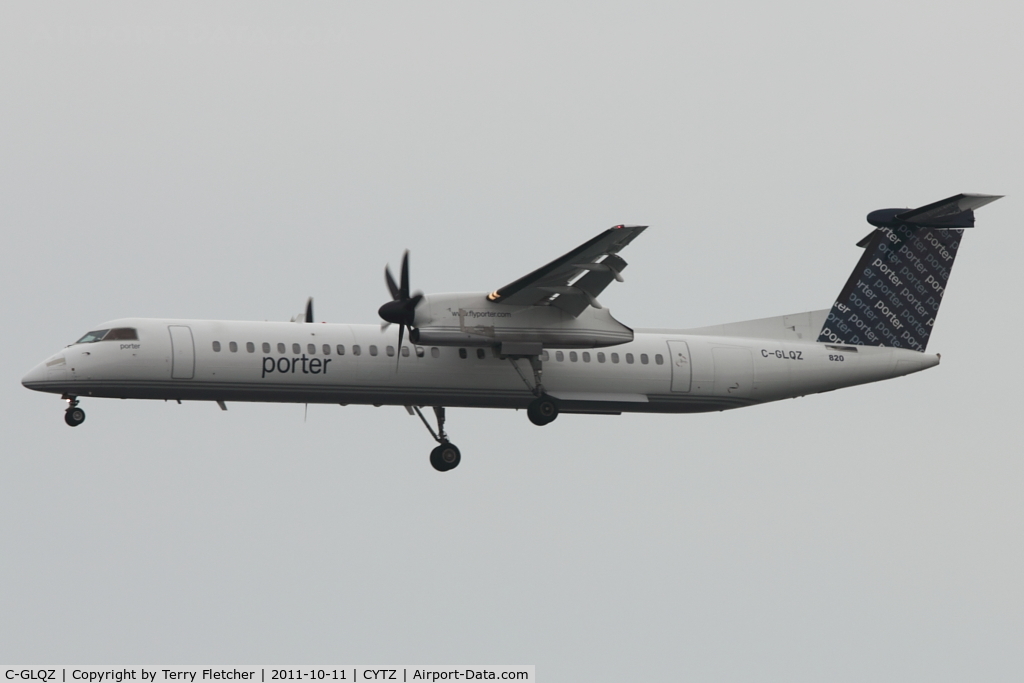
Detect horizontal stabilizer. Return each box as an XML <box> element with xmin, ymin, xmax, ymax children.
<box><xmin>897</xmin><ymin>193</ymin><xmax>1002</xmax><ymax>225</ymax></box>
<box><xmin>866</xmin><ymin>193</ymin><xmax>1002</xmax><ymax>233</ymax></box>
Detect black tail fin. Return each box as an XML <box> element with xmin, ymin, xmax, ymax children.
<box><xmin>818</xmin><ymin>193</ymin><xmax>1001</xmax><ymax>351</ymax></box>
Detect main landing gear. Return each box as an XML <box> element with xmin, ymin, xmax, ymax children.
<box><xmin>506</xmin><ymin>352</ymin><xmax>560</xmax><ymax>427</ymax></box>
<box><xmin>430</xmin><ymin>442</ymin><xmax>461</xmax><ymax>472</ymax></box>
<box><xmin>408</xmin><ymin>405</ymin><xmax>461</xmax><ymax>472</ymax></box>
<box><xmin>527</xmin><ymin>396</ymin><xmax>558</xmax><ymax>426</ymax></box>
<box><xmin>63</xmin><ymin>395</ymin><xmax>85</xmax><ymax>427</ymax></box>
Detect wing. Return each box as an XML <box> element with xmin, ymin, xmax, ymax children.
<box><xmin>488</xmin><ymin>225</ymin><xmax>647</xmax><ymax>317</ymax></box>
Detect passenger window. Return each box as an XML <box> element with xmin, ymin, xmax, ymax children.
<box><xmin>323</xmin><ymin>344</ymin><xmax>331</xmax><ymax>355</ymax></box>
<box><xmin>263</xmin><ymin>342</ymin><xmax>271</xmax><ymax>353</ymax></box>
<box><xmin>292</xmin><ymin>343</ymin><xmax>301</xmax><ymax>354</ymax></box>
<box><xmin>611</xmin><ymin>353</ymin><xmax>619</xmax><ymax>364</ymax></box>
<box><xmin>556</xmin><ymin>351</ymin><xmax>564</xmax><ymax>361</ymax></box>
<box><xmin>414</xmin><ymin>346</ymin><xmax>424</xmax><ymax>358</ymax></box>
<box><xmin>597</xmin><ymin>352</ymin><xmax>606</xmax><ymax>363</ymax></box>
<box><xmin>570</xmin><ymin>352</ymin><xmax>578</xmax><ymax>362</ymax></box>
<box><xmin>641</xmin><ymin>353</ymin><xmax>649</xmax><ymax>365</ymax></box>
<box><xmin>337</xmin><ymin>344</ymin><xmax>346</xmax><ymax>355</ymax></box>
<box><xmin>476</xmin><ymin>348</ymin><xmax>485</xmax><ymax>359</ymax></box>
<box><xmin>582</xmin><ymin>352</ymin><xmax>591</xmax><ymax>362</ymax></box>
<box><xmin>626</xmin><ymin>353</ymin><xmax>634</xmax><ymax>364</ymax></box>
<box><xmin>246</xmin><ymin>342</ymin><xmax>255</xmax><ymax>353</ymax></box>
<box><xmin>402</xmin><ymin>346</ymin><xmax>411</xmax><ymax>357</ymax></box>
<box><xmin>229</xmin><ymin>341</ymin><xmax>238</xmax><ymax>353</ymax></box>
<box><xmin>541</xmin><ymin>351</ymin><xmax>550</xmax><ymax>361</ymax></box>
<box><xmin>212</xmin><ymin>341</ymin><xmax>221</xmax><ymax>352</ymax></box>
<box><xmin>459</xmin><ymin>348</ymin><xmax>467</xmax><ymax>359</ymax></box>
<box><xmin>308</xmin><ymin>344</ymin><xmax>316</xmax><ymax>354</ymax></box>
<box><xmin>369</xmin><ymin>345</ymin><xmax>378</xmax><ymax>356</ymax></box>
<box><xmin>386</xmin><ymin>346</ymin><xmax>395</xmax><ymax>357</ymax></box>
<box><xmin>431</xmin><ymin>347</ymin><xmax>440</xmax><ymax>358</ymax></box>
<box><xmin>277</xmin><ymin>343</ymin><xmax>286</xmax><ymax>354</ymax></box>
<box><xmin>352</xmin><ymin>345</ymin><xmax>361</xmax><ymax>356</ymax></box>
<box><xmin>655</xmin><ymin>354</ymin><xmax>664</xmax><ymax>365</ymax></box>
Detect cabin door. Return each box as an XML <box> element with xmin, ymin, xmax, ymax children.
<box><xmin>168</xmin><ymin>325</ymin><xmax>195</xmax><ymax>379</ymax></box>
<box><xmin>667</xmin><ymin>340</ymin><xmax>692</xmax><ymax>392</ymax></box>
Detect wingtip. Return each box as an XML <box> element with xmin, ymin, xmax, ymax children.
<box><xmin>960</xmin><ymin>193</ymin><xmax>1004</xmax><ymax>212</ymax></box>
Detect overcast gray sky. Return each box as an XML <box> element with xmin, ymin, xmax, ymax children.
<box><xmin>2</xmin><ymin>2</ymin><xmax>1022</xmax><ymax>680</ymax></box>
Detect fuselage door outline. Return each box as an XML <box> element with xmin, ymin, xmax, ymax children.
<box><xmin>168</xmin><ymin>325</ymin><xmax>195</xmax><ymax>380</ymax></box>
<box><xmin>667</xmin><ymin>340</ymin><xmax>692</xmax><ymax>393</ymax></box>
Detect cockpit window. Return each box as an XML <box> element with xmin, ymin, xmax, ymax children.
<box><xmin>105</xmin><ymin>328</ymin><xmax>139</xmax><ymax>340</ymax></box>
<box><xmin>75</xmin><ymin>329</ymin><xmax>110</xmax><ymax>344</ymax></box>
<box><xmin>75</xmin><ymin>327</ymin><xmax>138</xmax><ymax>344</ymax></box>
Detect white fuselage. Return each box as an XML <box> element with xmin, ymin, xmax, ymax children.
<box><xmin>22</xmin><ymin>318</ymin><xmax>939</xmax><ymax>414</ymax></box>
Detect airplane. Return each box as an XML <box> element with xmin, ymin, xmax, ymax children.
<box><xmin>22</xmin><ymin>193</ymin><xmax>1001</xmax><ymax>472</ymax></box>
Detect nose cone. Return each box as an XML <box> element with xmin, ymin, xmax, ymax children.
<box><xmin>21</xmin><ymin>361</ymin><xmax>48</xmax><ymax>389</ymax></box>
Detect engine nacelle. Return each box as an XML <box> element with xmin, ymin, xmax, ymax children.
<box><xmin>409</xmin><ymin>293</ymin><xmax>633</xmax><ymax>349</ymax></box>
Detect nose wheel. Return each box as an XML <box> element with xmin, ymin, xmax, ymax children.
<box><xmin>408</xmin><ymin>405</ymin><xmax>461</xmax><ymax>472</ymax></box>
<box><xmin>63</xmin><ymin>396</ymin><xmax>85</xmax><ymax>427</ymax></box>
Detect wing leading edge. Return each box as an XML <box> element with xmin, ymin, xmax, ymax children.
<box><xmin>488</xmin><ymin>224</ymin><xmax>647</xmax><ymax>317</ymax></box>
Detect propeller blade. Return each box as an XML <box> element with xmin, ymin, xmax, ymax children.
<box><xmin>380</xmin><ymin>251</ymin><xmax>421</xmax><ymax>341</ymax></box>
<box><xmin>400</xmin><ymin>250</ymin><xmax>410</xmax><ymax>300</ymax></box>
<box><xmin>385</xmin><ymin>265</ymin><xmax>400</xmax><ymax>301</ymax></box>
<box><xmin>381</xmin><ymin>321</ymin><xmax>391</xmax><ymax>332</ymax></box>
<box><xmin>396</xmin><ymin>323</ymin><xmax>405</xmax><ymax>371</ymax></box>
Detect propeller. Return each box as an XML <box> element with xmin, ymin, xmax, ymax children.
<box><xmin>378</xmin><ymin>250</ymin><xmax>422</xmax><ymax>369</ymax></box>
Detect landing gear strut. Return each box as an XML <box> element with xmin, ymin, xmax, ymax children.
<box><xmin>63</xmin><ymin>395</ymin><xmax>85</xmax><ymax>427</ymax></box>
<box><xmin>409</xmin><ymin>405</ymin><xmax>461</xmax><ymax>472</ymax></box>
<box><xmin>506</xmin><ymin>351</ymin><xmax>559</xmax><ymax>426</ymax></box>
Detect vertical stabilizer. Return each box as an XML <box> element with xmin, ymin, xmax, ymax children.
<box><xmin>818</xmin><ymin>193</ymin><xmax>1001</xmax><ymax>351</ymax></box>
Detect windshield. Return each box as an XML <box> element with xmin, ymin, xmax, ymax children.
<box><xmin>74</xmin><ymin>327</ymin><xmax>138</xmax><ymax>344</ymax></box>
<box><xmin>76</xmin><ymin>329</ymin><xmax>110</xmax><ymax>344</ymax></box>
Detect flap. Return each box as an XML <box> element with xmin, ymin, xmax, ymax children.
<box><xmin>488</xmin><ymin>225</ymin><xmax>647</xmax><ymax>315</ymax></box>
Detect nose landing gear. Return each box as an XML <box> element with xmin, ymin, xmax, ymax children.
<box><xmin>408</xmin><ymin>405</ymin><xmax>461</xmax><ymax>472</ymax></box>
<box><xmin>63</xmin><ymin>395</ymin><xmax>85</xmax><ymax>427</ymax></box>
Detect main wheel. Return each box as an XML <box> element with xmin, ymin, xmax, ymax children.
<box><xmin>430</xmin><ymin>442</ymin><xmax>461</xmax><ymax>472</ymax></box>
<box><xmin>64</xmin><ymin>407</ymin><xmax>86</xmax><ymax>427</ymax></box>
<box><xmin>527</xmin><ymin>396</ymin><xmax>558</xmax><ymax>426</ymax></box>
